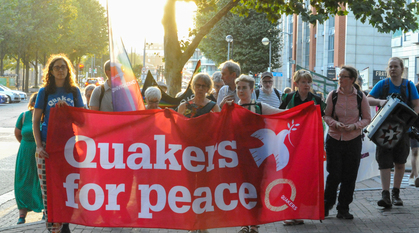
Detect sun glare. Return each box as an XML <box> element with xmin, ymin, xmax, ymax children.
<box><xmin>101</xmin><ymin>0</ymin><xmax>197</xmax><ymax>49</ymax></box>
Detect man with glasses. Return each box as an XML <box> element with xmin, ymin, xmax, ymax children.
<box><xmin>90</xmin><ymin>60</ymin><xmax>114</xmax><ymax>111</ymax></box>
<box><xmin>256</xmin><ymin>72</ymin><xmax>281</xmax><ymax>108</ymax></box>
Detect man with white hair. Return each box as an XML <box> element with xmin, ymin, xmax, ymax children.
<box><xmin>256</xmin><ymin>71</ymin><xmax>281</xmax><ymax>108</ymax></box>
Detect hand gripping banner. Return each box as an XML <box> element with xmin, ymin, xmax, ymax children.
<box><xmin>45</xmin><ymin>102</ymin><xmax>324</xmax><ymax>229</ymax></box>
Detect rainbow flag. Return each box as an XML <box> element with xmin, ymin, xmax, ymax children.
<box><xmin>107</xmin><ymin>2</ymin><xmax>145</xmax><ymax>111</ymax></box>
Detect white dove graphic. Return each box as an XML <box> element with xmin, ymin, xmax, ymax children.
<box><xmin>249</xmin><ymin>121</ymin><xmax>298</xmax><ymax>171</ymax></box>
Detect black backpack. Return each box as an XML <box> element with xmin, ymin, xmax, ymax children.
<box><xmin>380</xmin><ymin>78</ymin><xmax>412</xmax><ymax>107</ymax></box>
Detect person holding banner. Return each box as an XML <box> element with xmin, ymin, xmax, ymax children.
<box><xmin>225</xmin><ymin>75</ymin><xmax>284</xmax><ymax>233</ymax></box>
<box><xmin>323</xmin><ymin>66</ymin><xmax>371</xmax><ymax>219</ymax></box>
<box><xmin>367</xmin><ymin>57</ymin><xmax>419</xmax><ymax>208</ymax></box>
<box><xmin>178</xmin><ymin>73</ymin><xmax>220</xmax><ymax>118</ymax></box>
<box><xmin>279</xmin><ymin>70</ymin><xmax>325</xmax><ymax>116</ymax></box>
<box><xmin>145</xmin><ymin>86</ymin><xmax>162</xmax><ymax>110</ymax></box>
<box><xmin>279</xmin><ymin>70</ymin><xmax>325</xmax><ymax>226</ymax></box>
<box><xmin>33</xmin><ymin>54</ymin><xmax>84</xmax><ymax>233</ymax></box>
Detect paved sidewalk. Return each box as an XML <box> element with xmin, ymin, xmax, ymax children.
<box><xmin>1</xmin><ymin>175</ymin><xmax>418</xmax><ymax>233</ymax></box>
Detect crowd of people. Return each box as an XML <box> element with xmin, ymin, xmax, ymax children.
<box><xmin>12</xmin><ymin>54</ymin><xmax>419</xmax><ymax>233</ymax></box>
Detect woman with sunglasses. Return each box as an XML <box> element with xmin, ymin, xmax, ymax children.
<box><xmin>33</xmin><ymin>54</ymin><xmax>84</xmax><ymax>233</ymax></box>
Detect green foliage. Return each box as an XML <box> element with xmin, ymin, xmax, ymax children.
<box><xmin>0</xmin><ymin>0</ymin><xmax>108</xmax><ymax>73</ymax></box>
<box><xmin>196</xmin><ymin>8</ymin><xmax>281</xmax><ymax>74</ymax></box>
<box><xmin>233</xmin><ymin>0</ymin><xmax>419</xmax><ymax>33</ymax></box>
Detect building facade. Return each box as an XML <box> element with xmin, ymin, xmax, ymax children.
<box><xmin>279</xmin><ymin>8</ymin><xmax>392</xmax><ymax>92</ymax></box>
<box><xmin>392</xmin><ymin>31</ymin><xmax>419</xmax><ymax>84</ymax></box>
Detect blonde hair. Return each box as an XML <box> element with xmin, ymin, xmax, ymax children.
<box><xmin>293</xmin><ymin>70</ymin><xmax>313</xmax><ymax>83</ymax></box>
<box><xmin>235</xmin><ymin>74</ymin><xmax>255</xmax><ymax>89</ymax></box>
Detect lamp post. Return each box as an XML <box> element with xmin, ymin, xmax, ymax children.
<box><xmin>280</xmin><ymin>31</ymin><xmax>293</xmax><ymax>87</ymax></box>
<box><xmin>262</xmin><ymin>37</ymin><xmax>271</xmax><ymax>72</ymax></box>
<box><xmin>226</xmin><ymin>35</ymin><xmax>233</xmax><ymax>60</ymax></box>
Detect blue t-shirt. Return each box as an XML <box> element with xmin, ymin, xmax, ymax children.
<box><xmin>369</xmin><ymin>78</ymin><xmax>419</xmax><ymax>101</ymax></box>
<box><xmin>35</xmin><ymin>87</ymin><xmax>84</xmax><ymax>142</ymax></box>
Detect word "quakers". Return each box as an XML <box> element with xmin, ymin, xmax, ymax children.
<box><xmin>64</xmin><ymin>135</ymin><xmax>239</xmax><ymax>172</ymax></box>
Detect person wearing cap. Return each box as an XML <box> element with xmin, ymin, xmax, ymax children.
<box><xmin>217</xmin><ymin>60</ymin><xmax>256</xmax><ymax>108</ymax></box>
<box><xmin>256</xmin><ymin>72</ymin><xmax>282</xmax><ymax>108</ymax></box>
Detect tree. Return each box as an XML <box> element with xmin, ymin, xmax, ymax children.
<box><xmin>162</xmin><ymin>0</ymin><xmax>419</xmax><ymax>96</ymax></box>
<box><xmin>196</xmin><ymin>9</ymin><xmax>281</xmax><ymax>74</ymax></box>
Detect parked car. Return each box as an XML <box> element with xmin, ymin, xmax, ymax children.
<box><xmin>0</xmin><ymin>85</ymin><xmax>27</xmax><ymax>100</ymax></box>
<box><xmin>85</xmin><ymin>78</ymin><xmax>100</xmax><ymax>86</ymax></box>
<box><xmin>0</xmin><ymin>93</ymin><xmax>7</xmax><ymax>104</ymax></box>
<box><xmin>0</xmin><ymin>86</ymin><xmax>20</xmax><ymax>103</ymax></box>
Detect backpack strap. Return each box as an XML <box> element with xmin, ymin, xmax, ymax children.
<box><xmin>273</xmin><ymin>88</ymin><xmax>281</xmax><ymax>101</ymax></box>
<box><xmin>356</xmin><ymin>89</ymin><xmax>363</xmax><ymax>119</ymax></box>
<box><xmin>286</xmin><ymin>92</ymin><xmax>296</xmax><ymax>109</ymax></box>
<box><xmin>380</xmin><ymin>78</ymin><xmax>390</xmax><ymax>100</ymax></box>
<box><xmin>241</xmin><ymin>100</ymin><xmax>262</xmax><ymax>114</ymax></box>
<box><xmin>331</xmin><ymin>90</ymin><xmax>338</xmax><ymax>121</ymax></box>
<box><xmin>99</xmin><ymin>84</ymin><xmax>105</xmax><ymax>110</ymax></box>
<box><xmin>194</xmin><ymin>101</ymin><xmax>216</xmax><ymax>118</ymax></box>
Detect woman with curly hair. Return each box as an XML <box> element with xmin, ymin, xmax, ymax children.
<box><xmin>33</xmin><ymin>54</ymin><xmax>84</xmax><ymax>233</ymax></box>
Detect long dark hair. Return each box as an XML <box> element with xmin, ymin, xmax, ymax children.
<box><xmin>341</xmin><ymin>65</ymin><xmax>360</xmax><ymax>91</ymax></box>
<box><xmin>42</xmin><ymin>54</ymin><xmax>78</xmax><ymax>95</ymax></box>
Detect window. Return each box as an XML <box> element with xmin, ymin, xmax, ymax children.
<box><xmin>327</xmin><ymin>16</ymin><xmax>335</xmax><ymax>65</ymax></box>
<box><xmin>304</xmin><ymin>23</ymin><xmax>310</xmax><ymax>68</ymax></box>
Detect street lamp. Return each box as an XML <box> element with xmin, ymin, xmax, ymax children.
<box><xmin>226</xmin><ymin>35</ymin><xmax>233</xmax><ymax>60</ymax></box>
<box><xmin>262</xmin><ymin>37</ymin><xmax>271</xmax><ymax>72</ymax></box>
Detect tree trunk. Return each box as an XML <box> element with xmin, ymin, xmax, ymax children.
<box><xmin>25</xmin><ymin>61</ymin><xmax>30</xmax><ymax>93</ymax></box>
<box><xmin>162</xmin><ymin>0</ymin><xmax>239</xmax><ymax>96</ymax></box>
<box><xmin>35</xmin><ymin>50</ymin><xmax>39</xmax><ymax>87</ymax></box>
<box><xmin>16</xmin><ymin>55</ymin><xmax>20</xmax><ymax>89</ymax></box>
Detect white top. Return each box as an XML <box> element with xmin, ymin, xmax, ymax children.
<box><xmin>257</xmin><ymin>89</ymin><xmax>281</xmax><ymax>108</ymax></box>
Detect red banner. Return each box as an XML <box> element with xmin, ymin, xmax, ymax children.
<box><xmin>45</xmin><ymin>102</ymin><xmax>324</xmax><ymax>230</ymax></box>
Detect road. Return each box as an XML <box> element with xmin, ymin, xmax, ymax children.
<box><xmin>0</xmin><ymin>100</ymin><xmax>44</xmax><ymax>228</ymax></box>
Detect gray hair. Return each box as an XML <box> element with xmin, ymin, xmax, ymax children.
<box><xmin>218</xmin><ymin>60</ymin><xmax>241</xmax><ymax>78</ymax></box>
<box><xmin>145</xmin><ymin>86</ymin><xmax>162</xmax><ymax>100</ymax></box>
<box><xmin>85</xmin><ymin>84</ymin><xmax>96</xmax><ymax>96</ymax></box>
<box><xmin>212</xmin><ymin>71</ymin><xmax>222</xmax><ymax>83</ymax></box>
<box><xmin>191</xmin><ymin>73</ymin><xmax>213</xmax><ymax>94</ymax></box>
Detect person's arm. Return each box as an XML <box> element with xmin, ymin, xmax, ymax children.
<box><xmin>14</xmin><ymin>128</ymin><xmax>22</xmax><ymax>143</ymax></box>
<box><xmin>323</xmin><ymin>91</ymin><xmax>344</xmax><ymax>130</ymax></box>
<box><xmin>261</xmin><ymin>102</ymin><xmax>285</xmax><ymax>115</ymax></box>
<box><xmin>14</xmin><ymin>112</ymin><xmax>23</xmax><ymax>142</ymax></box>
<box><xmin>177</xmin><ymin>102</ymin><xmax>186</xmax><ymax>115</ymax></box>
<box><xmin>367</xmin><ymin>95</ymin><xmax>386</xmax><ymax>107</ymax></box>
<box><xmin>33</xmin><ymin>108</ymin><xmax>48</xmax><ymax>158</ymax></box>
<box><xmin>212</xmin><ymin>103</ymin><xmax>221</xmax><ymax>112</ymax></box>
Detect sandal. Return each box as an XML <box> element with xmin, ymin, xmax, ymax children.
<box><xmin>238</xmin><ymin>226</ymin><xmax>249</xmax><ymax>233</ymax></box>
<box><xmin>249</xmin><ymin>225</ymin><xmax>259</xmax><ymax>233</ymax></box>
<box><xmin>17</xmin><ymin>215</ymin><xmax>25</xmax><ymax>224</ymax></box>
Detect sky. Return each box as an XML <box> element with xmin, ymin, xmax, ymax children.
<box><xmin>99</xmin><ymin>0</ymin><xmax>197</xmax><ymax>51</ymax></box>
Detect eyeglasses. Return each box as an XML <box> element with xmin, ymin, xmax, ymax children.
<box><xmin>263</xmin><ymin>81</ymin><xmax>273</xmax><ymax>84</ymax></box>
<box><xmin>53</xmin><ymin>65</ymin><xmax>67</xmax><ymax>71</ymax></box>
<box><xmin>194</xmin><ymin>84</ymin><xmax>208</xmax><ymax>89</ymax></box>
